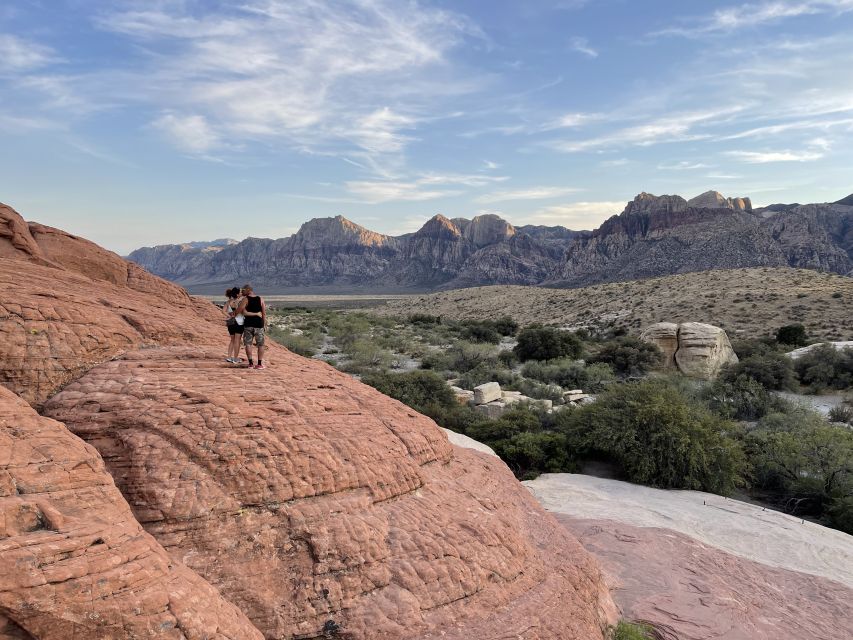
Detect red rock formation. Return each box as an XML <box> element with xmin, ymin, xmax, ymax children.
<box><xmin>558</xmin><ymin>516</ymin><xmax>853</xmax><ymax>640</ymax></box>
<box><xmin>1</xmin><ymin>200</ymin><xmax>616</xmax><ymax>639</ymax></box>
<box><xmin>0</xmin><ymin>385</ymin><xmax>263</xmax><ymax>639</ymax></box>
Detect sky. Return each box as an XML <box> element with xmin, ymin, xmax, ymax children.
<box><xmin>1</xmin><ymin>0</ymin><xmax>853</xmax><ymax>254</ymax></box>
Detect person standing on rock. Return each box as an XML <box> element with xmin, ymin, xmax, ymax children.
<box><xmin>237</xmin><ymin>284</ymin><xmax>267</xmax><ymax>369</ymax></box>
<box><xmin>223</xmin><ymin>287</ymin><xmax>245</xmax><ymax>364</ymax></box>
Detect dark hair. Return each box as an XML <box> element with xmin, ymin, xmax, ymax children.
<box><xmin>226</xmin><ymin>287</ymin><xmax>239</xmax><ymax>299</ymax></box>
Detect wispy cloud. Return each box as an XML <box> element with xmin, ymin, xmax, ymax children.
<box><xmin>657</xmin><ymin>161</ymin><xmax>712</xmax><ymax>170</ymax></box>
<box><xmin>726</xmin><ymin>149</ymin><xmax>825</xmax><ymax>163</ymax></box>
<box><xmin>569</xmin><ymin>36</ymin><xmax>598</xmax><ymax>58</ymax></box>
<box><xmin>656</xmin><ymin>1</ymin><xmax>853</xmax><ymax>37</ymax></box>
<box><xmin>0</xmin><ymin>34</ymin><xmax>58</xmax><ymax>73</ymax></box>
<box><xmin>152</xmin><ymin>112</ymin><xmax>222</xmax><ymax>155</ymax></box>
<box><xmin>92</xmin><ymin>0</ymin><xmax>482</xmax><ymax>163</ymax></box>
<box><xmin>476</xmin><ymin>186</ymin><xmax>582</xmax><ymax>203</ymax></box>
<box><xmin>345</xmin><ymin>180</ymin><xmax>462</xmax><ymax>203</ymax></box>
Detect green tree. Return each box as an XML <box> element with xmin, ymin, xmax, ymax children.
<box><xmin>555</xmin><ymin>379</ymin><xmax>746</xmax><ymax>494</ymax></box>
<box><xmin>513</xmin><ymin>325</ymin><xmax>584</xmax><ymax>362</ymax></box>
<box><xmin>587</xmin><ymin>337</ymin><xmax>662</xmax><ymax>377</ymax></box>
<box><xmin>776</xmin><ymin>324</ymin><xmax>808</xmax><ymax>346</ymax></box>
<box><xmin>720</xmin><ymin>352</ymin><xmax>796</xmax><ymax>390</ymax></box>
<box><xmin>793</xmin><ymin>344</ymin><xmax>853</xmax><ymax>391</ymax></box>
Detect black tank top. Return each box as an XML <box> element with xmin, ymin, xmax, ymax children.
<box><xmin>244</xmin><ymin>295</ymin><xmax>264</xmax><ymax>328</ymax></box>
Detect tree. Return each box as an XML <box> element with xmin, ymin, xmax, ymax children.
<box><xmin>513</xmin><ymin>325</ymin><xmax>583</xmax><ymax>362</ymax></box>
<box><xmin>587</xmin><ymin>337</ymin><xmax>662</xmax><ymax>377</ymax></box>
<box><xmin>719</xmin><ymin>352</ymin><xmax>796</xmax><ymax>390</ymax></box>
<box><xmin>555</xmin><ymin>379</ymin><xmax>746</xmax><ymax>494</ymax></box>
<box><xmin>794</xmin><ymin>344</ymin><xmax>853</xmax><ymax>391</ymax></box>
<box><xmin>776</xmin><ymin>324</ymin><xmax>808</xmax><ymax>347</ymax></box>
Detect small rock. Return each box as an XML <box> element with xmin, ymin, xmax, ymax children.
<box><xmin>473</xmin><ymin>382</ymin><xmax>502</xmax><ymax>405</ymax></box>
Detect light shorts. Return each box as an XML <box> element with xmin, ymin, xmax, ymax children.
<box><xmin>242</xmin><ymin>326</ymin><xmax>265</xmax><ymax>347</ymax></box>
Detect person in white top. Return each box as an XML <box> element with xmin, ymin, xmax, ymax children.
<box><xmin>223</xmin><ymin>287</ymin><xmax>245</xmax><ymax>363</ymax></box>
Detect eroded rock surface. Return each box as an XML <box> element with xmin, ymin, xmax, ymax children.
<box><xmin>640</xmin><ymin>321</ymin><xmax>737</xmax><ymax>379</ymax></box>
<box><xmin>0</xmin><ymin>385</ymin><xmax>263</xmax><ymax>640</ymax></box>
<box><xmin>44</xmin><ymin>348</ymin><xmax>615</xmax><ymax>639</ymax></box>
<box><xmin>1</xmin><ymin>201</ymin><xmax>616</xmax><ymax>639</ymax></box>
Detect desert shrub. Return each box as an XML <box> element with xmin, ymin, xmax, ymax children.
<box><xmin>587</xmin><ymin>337</ymin><xmax>662</xmax><ymax>377</ymax></box>
<box><xmin>419</xmin><ymin>349</ymin><xmax>453</xmax><ymax>371</ymax></box>
<box><xmin>793</xmin><ymin>344</ymin><xmax>853</xmax><ymax>391</ymax></box>
<box><xmin>408</xmin><ymin>313</ymin><xmax>442</xmax><ymax>325</ymax></box>
<box><xmin>268</xmin><ymin>328</ymin><xmax>317</xmax><ymax>357</ymax></box>
<box><xmin>498</xmin><ymin>349</ymin><xmax>519</xmax><ymax>368</ymax></box>
<box><xmin>828</xmin><ymin>405</ymin><xmax>853</xmax><ymax>424</ymax></box>
<box><xmin>514</xmin><ymin>325</ymin><xmax>583</xmax><ymax>362</ymax></box>
<box><xmin>614</xmin><ymin>621</ymin><xmax>655</xmax><ymax>640</ymax></box>
<box><xmin>745</xmin><ymin>415</ymin><xmax>853</xmax><ymax>530</ymax></box>
<box><xmin>460</xmin><ymin>321</ymin><xmax>502</xmax><ymax>344</ymax></box>
<box><xmin>521</xmin><ymin>359</ymin><xmax>615</xmax><ymax>393</ymax></box>
<box><xmin>327</xmin><ymin>314</ymin><xmax>372</xmax><ymax>350</ymax></box>
<box><xmin>492</xmin><ymin>316</ymin><xmax>519</xmax><ymax>336</ymax></box>
<box><xmin>493</xmin><ymin>431</ymin><xmax>573</xmax><ymax>479</ymax></box>
<box><xmin>507</xmin><ymin>378</ymin><xmax>565</xmax><ymax>402</ymax></box>
<box><xmin>704</xmin><ymin>375</ymin><xmax>782</xmax><ymax>421</ymax></box>
<box><xmin>730</xmin><ymin>337</ymin><xmax>780</xmax><ymax>359</ymax></box>
<box><xmin>827</xmin><ymin>497</ymin><xmax>853</xmax><ymax>535</ymax></box>
<box><xmin>775</xmin><ymin>323</ymin><xmax>808</xmax><ymax>346</ymax></box>
<box><xmin>457</xmin><ymin>363</ymin><xmax>517</xmax><ymax>389</ymax></box>
<box><xmin>719</xmin><ymin>352</ymin><xmax>796</xmax><ymax>391</ymax></box>
<box><xmin>554</xmin><ymin>379</ymin><xmax>746</xmax><ymax>494</ymax></box>
<box><xmin>344</xmin><ymin>339</ymin><xmax>394</xmax><ymax>371</ymax></box>
<box><xmin>361</xmin><ymin>370</ymin><xmax>455</xmax><ymax>416</ymax></box>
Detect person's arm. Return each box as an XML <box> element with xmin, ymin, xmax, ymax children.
<box><xmin>261</xmin><ymin>298</ymin><xmax>267</xmax><ymax>327</ymax></box>
<box><xmin>235</xmin><ymin>298</ymin><xmax>249</xmax><ymax>315</ymax></box>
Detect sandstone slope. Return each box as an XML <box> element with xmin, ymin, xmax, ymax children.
<box><xmin>1</xmin><ymin>201</ymin><xmax>616</xmax><ymax>639</ymax></box>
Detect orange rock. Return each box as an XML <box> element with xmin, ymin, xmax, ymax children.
<box><xmin>2</xmin><ymin>200</ymin><xmax>616</xmax><ymax>639</ymax></box>
<box><xmin>0</xmin><ymin>385</ymin><xmax>264</xmax><ymax>639</ymax></box>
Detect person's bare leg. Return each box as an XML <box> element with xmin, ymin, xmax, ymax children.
<box><xmin>258</xmin><ymin>345</ymin><xmax>265</xmax><ymax>365</ymax></box>
<box><xmin>245</xmin><ymin>342</ymin><xmax>254</xmax><ymax>365</ymax></box>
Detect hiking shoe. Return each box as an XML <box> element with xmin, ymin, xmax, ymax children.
<box><xmin>254</xmin><ymin>364</ymin><xmax>267</xmax><ymax>370</ymax></box>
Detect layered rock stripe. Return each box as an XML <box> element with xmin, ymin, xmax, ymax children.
<box><xmin>1</xmin><ymin>201</ymin><xmax>616</xmax><ymax>638</ymax></box>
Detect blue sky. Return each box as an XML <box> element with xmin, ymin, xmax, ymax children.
<box><xmin>2</xmin><ymin>0</ymin><xmax>853</xmax><ymax>253</ymax></box>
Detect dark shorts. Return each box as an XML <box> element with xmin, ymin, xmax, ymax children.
<box><xmin>227</xmin><ymin>322</ymin><xmax>244</xmax><ymax>335</ymax></box>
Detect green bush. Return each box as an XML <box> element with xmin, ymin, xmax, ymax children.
<box><xmin>457</xmin><ymin>363</ymin><xmax>517</xmax><ymax>389</ymax></box>
<box><xmin>514</xmin><ymin>325</ymin><xmax>584</xmax><ymax>362</ymax></box>
<box><xmin>492</xmin><ymin>316</ymin><xmax>520</xmax><ymax>336</ymax></box>
<box><xmin>614</xmin><ymin>621</ymin><xmax>655</xmax><ymax>640</ymax></box>
<box><xmin>408</xmin><ymin>313</ymin><xmax>442</xmax><ymax>325</ymax></box>
<box><xmin>361</xmin><ymin>370</ymin><xmax>456</xmax><ymax>415</ymax></box>
<box><xmin>460</xmin><ymin>322</ymin><xmax>502</xmax><ymax>344</ymax></box>
<box><xmin>828</xmin><ymin>405</ymin><xmax>853</xmax><ymax>424</ymax></box>
<box><xmin>521</xmin><ymin>359</ymin><xmax>615</xmax><ymax>393</ymax></box>
<box><xmin>794</xmin><ymin>344</ymin><xmax>853</xmax><ymax>391</ymax></box>
<box><xmin>268</xmin><ymin>327</ymin><xmax>317</xmax><ymax>357</ymax></box>
<box><xmin>493</xmin><ymin>431</ymin><xmax>573</xmax><ymax>479</ymax></box>
<box><xmin>730</xmin><ymin>337</ymin><xmax>780</xmax><ymax>359</ymax></box>
<box><xmin>555</xmin><ymin>379</ymin><xmax>746</xmax><ymax>494</ymax></box>
<box><xmin>775</xmin><ymin>323</ymin><xmax>808</xmax><ymax>347</ymax></box>
<box><xmin>719</xmin><ymin>352</ymin><xmax>796</xmax><ymax>390</ymax></box>
<box><xmin>587</xmin><ymin>337</ymin><xmax>662</xmax><ymax>377</ymax></box>
<box><xmin>704</xmin><ymin>375</ymin><xmax>782</xmax><ymax>421</ymax></box>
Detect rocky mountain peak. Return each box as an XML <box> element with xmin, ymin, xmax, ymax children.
<box><xmin>415</xmin><ymin>214</ymin><xmax>462</xmax><ymax>239</ymax></box>
<box><xmin>622</xmin><ymin>192</ymin><xmax>688</xmax><ymax>215</ymax></box>
<box><xmin>293</xmin><ymin>215</ymin><xmax>393</xmax><ymax>248</ymax></box>
<box><xmin>687</xmin><ymin>190</ymin><xmax>752</xmax><ymax>211</ymax></box>
<box><xmin>464</xmin><ymin>213</ymin><xmax>516</xmax><ymax>247</ymax></box>
<box><xmin>835</xmin><ymin>193</ymin><xmax>853</xmax><ymax>206</ymax></box>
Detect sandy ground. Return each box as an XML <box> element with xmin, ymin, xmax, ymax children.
<box><xmin>524</xmin><ymin>473</ymin><xmax>853</xmax><ymax>588</ymax></box>
<box><xmin>774</xmin><ymin>390</ymin><xmax>846</xmax><ymax>416</ymax></box>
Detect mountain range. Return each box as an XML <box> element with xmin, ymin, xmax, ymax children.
<box><xmin>127</xmin><ymin>190</ymin><xmax>853</xmax><ymax>292</ymax></box>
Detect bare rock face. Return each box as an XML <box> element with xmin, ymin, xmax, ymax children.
<box><xmin>2</xmin><ymin>203</ymin><xmax>617</xmax><ymax>639</ymax></box>
<box><xmin>640</xmin><ymin>322</ymin><xmax>737</xmax><ymax>379</ymax></box>
<box><xmin>622</xmin><ymin>192</ymin><xmax>687</xmax><ymax>215</ymax></box>
<box><xmin>687</xmin><ymin>190</ymin><xmax>752</xmax><ymax>211</ymax></box>
<box><xmin>44</xmin><ymin>348</ymin><xmax>615</xmax><ymax>639</ymax></box>
<box><xmin>463</xmin><ymin>214</ymin><xmax>516</xmax><ymax>248</ymax></box>
<box><xmin>0</xmin><ymin>385</ymin><xmax>263</xmax><ymax>640</ymax></box>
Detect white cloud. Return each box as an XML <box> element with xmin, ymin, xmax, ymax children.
<box><xmin>92</xmin><ymin>0</ymin><xmax>482</xmax><ymax>163</ymax></box>
<box><xmin>725</xmin><ymin>149</ymin><xmax>824</xmax><ymax>163</ymax></box>
<box><xmin>656</xmin><ymin>1</ymin><xmax>853</xmax><ymax>37</ymax></box>
<box><xmin>152</xmin><ymin>112</ymin><xmax>221</xmax><ymax>154</ymax></box>
<box><xmin>657</xmin><ymin>161</ymin><xmax>712</xmax><ymax>170</ymax></box>
<box><xmin>0</xmin><ymin>34</ymin><xmax>58</xmax><ymax>73</ymax></box>
<box><xmin>600</xmin><ymin>158</ymin><xmax>629</xmax><ymax>167</ymax></box>
<box><xmin>514</xmin><ymin>201</ymin><xmax>625</xmax><ymax>228</ymax></box>
<box><xmin>483</xmin><ymin>160</ymin><xmax>500</xmax><ymax>170</ymax></box>
<box><xmin>569</xmin><ymin>36</ymin><xmax>598</xmax><ymax>58</ymax></box>
<box><xmin>476</xmin><ymin>186</ymin><xmax>582</xmax><ymax>203</ymax></box>
<box><xmin>345</xmin><ymin>180</ymin><xmax>462</xmax><ymax>203</ymax></box>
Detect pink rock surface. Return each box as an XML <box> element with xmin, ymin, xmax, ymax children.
<box><xmin>0</xmin><ymin>385</ymin><xmax>264</xmax><ymax>639</ymax></box>
<box><xmin>2</xmin><ymin>200</ymin><xmax>616</xmax><ymax>639</ymax></box>
<box><xmin>557</xmin><ymin>515</ymin><xmax>853</xmax><ymax>640</ymax></box>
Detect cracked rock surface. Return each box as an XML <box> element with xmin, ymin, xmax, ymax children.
<box><xmin>2</xmin><ymin>200</ymin><xmax>616</xmax><ymax>638</ymax></box>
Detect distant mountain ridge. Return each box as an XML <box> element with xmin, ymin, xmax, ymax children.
<box><xmin>127</xmin><ymin>190</ymin><xmax>853</xmax><ymax>292</ymax></box>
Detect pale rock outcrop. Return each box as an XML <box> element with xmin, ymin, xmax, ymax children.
<box><xmin>640</xmin><ymin>321</ymin><xmax>737</xmax><ymax>379</ymax></box>
<box><xmin>463</xmin><ymin>214</ymin><xmax>516</xmax><ymax>247</ymax></box>
<box><xmin>687</xmin><ymin>190</ymin><xmax>752</xmax><ymax>211</ymax></box>
<box><xmin>621</xmin><ymin>192</ymin><xmax>688</xmax><ymax>215</ymax></box>
<box><xmin>473</xmin><ymin>381</ymin><xmax>502</xmax><ymax>404</ymax></box>
<box><xmin>786</xmin><ymin>341</ymin><xmax>853</xmax><ymax>360</ymax></box>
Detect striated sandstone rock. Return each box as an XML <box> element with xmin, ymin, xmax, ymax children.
<box><xmin>638</xmin><ymin>322</ymin><xmax>679</xmax><ymax>368</ymax></box>
<box><xmin>0</xmin><ymin>385</ymin><xmax>263</xmax><ymax>640</ymax></box>
<box><xmin>687</xmin><ymin>190</ymin><xmax>752</xmax><ymax>211</ymax></box>
<box><xmin>675</xmin><ymin>322</ymin><xmax>738</xmax><ymax>379</ymax></box>
<box><xmin>44</xmin><ymin>348</ymin><xmax>615</xmax><ymax>639</ymax></box>
<box><xmin>640</xmin><ymin>321</ymin><xmax>737</xmax><ymax>379</ymax></box>
<box><xmin>473</xmin><ymin>382</ymin><xmax>502</xmax><ymax>404</ymax></box>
